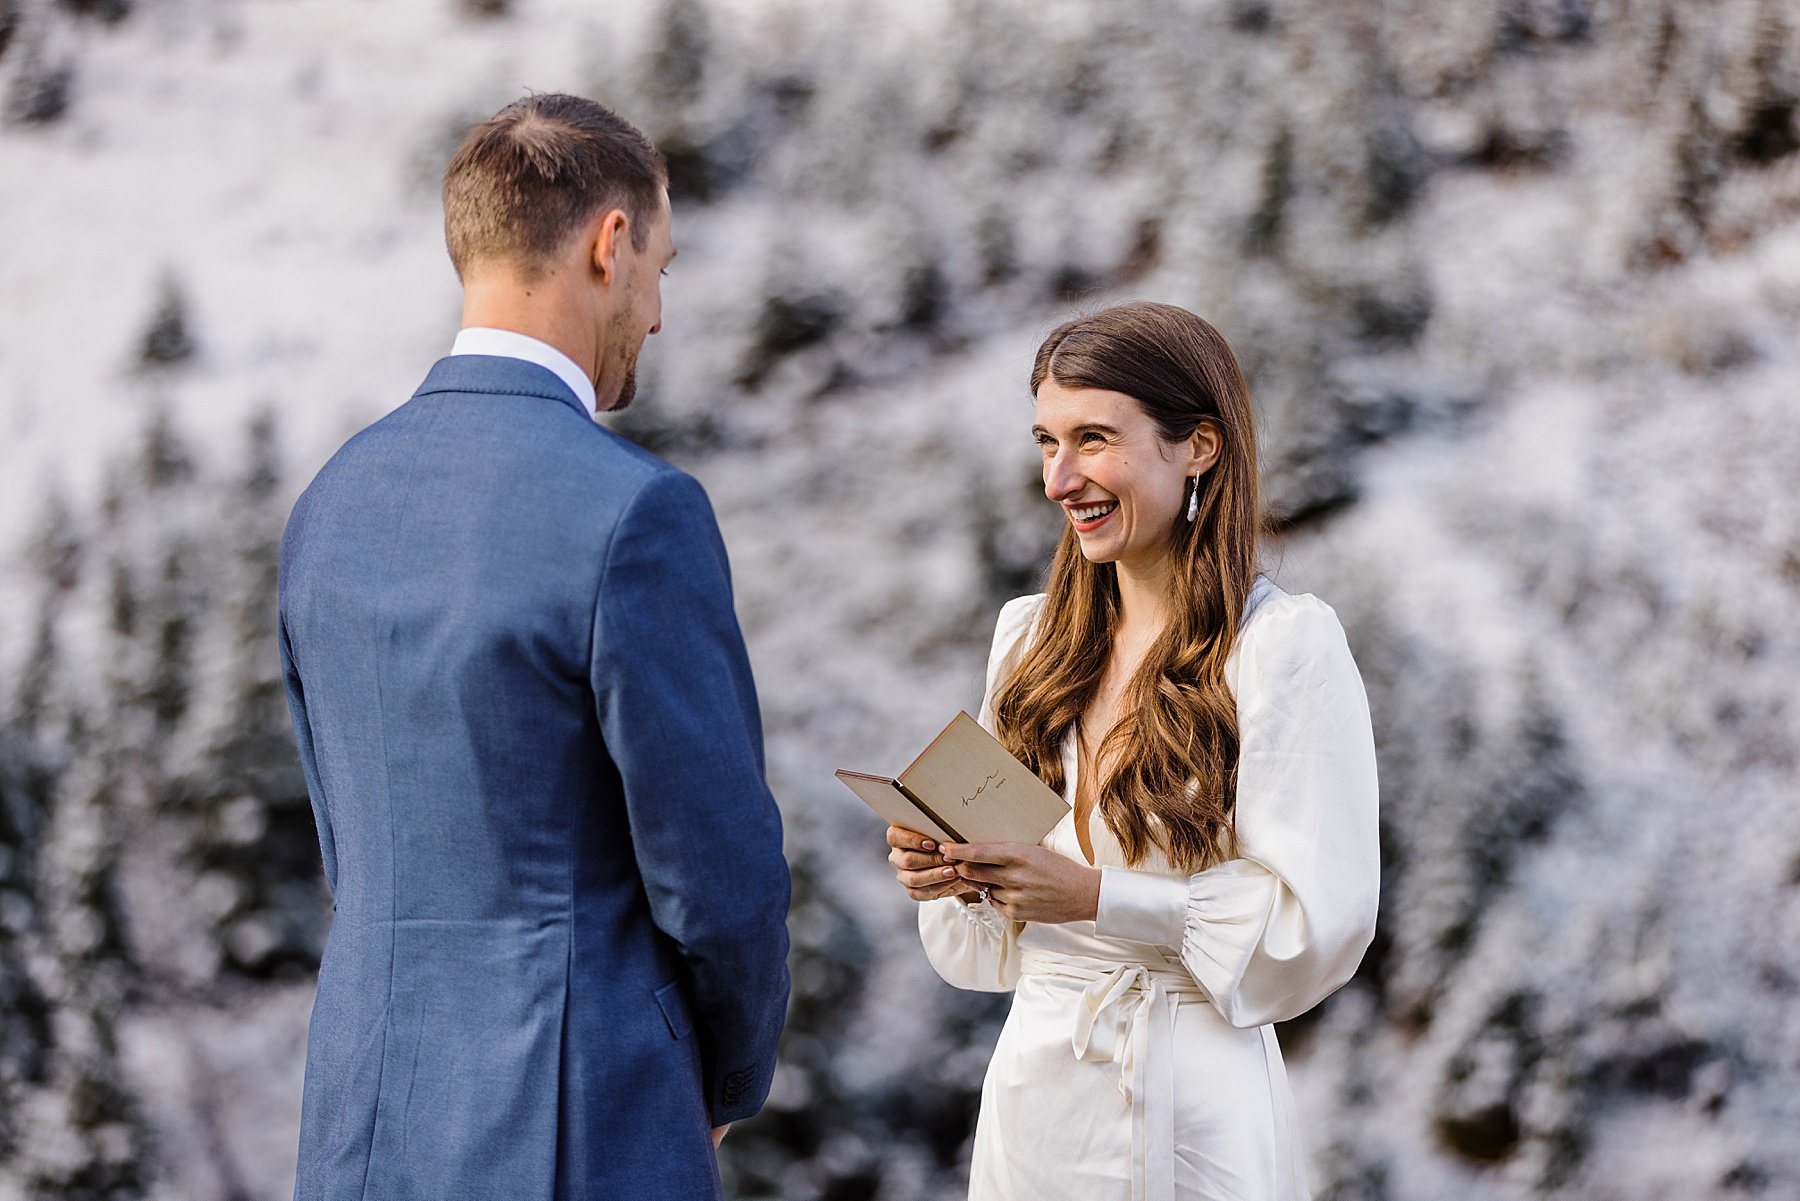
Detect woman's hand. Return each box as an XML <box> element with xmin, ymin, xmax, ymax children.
<box><xmin>939</xmin><ymin>841</ymin><xmax>1102</xmax><ymax>924</ymax></box>
<box><xmin>887</xmin><ymin>826</ymin><xmax>982</xmax><ymax>902</ymax></box>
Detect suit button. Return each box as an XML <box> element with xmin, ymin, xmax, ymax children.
<box><xmin>723</xmin><ymin>1068</ymin><xmax>755</xmax><ymax>1102</ymax></box>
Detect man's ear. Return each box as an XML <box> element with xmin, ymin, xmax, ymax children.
<box><xmin>590</xmin><ymin>209</ymin><xmax>630</xmax><ymax>284</ymax></box>
<box><xmin>1188</xmin><ymin>420</ymin><xmax>1223</xmax><ymax>476</ymax></box>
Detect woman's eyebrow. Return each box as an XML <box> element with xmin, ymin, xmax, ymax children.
<box><xmin>1031</xmin><ymin>422</ymin><xmax>1122</xmax><ymax>438</ymax></box>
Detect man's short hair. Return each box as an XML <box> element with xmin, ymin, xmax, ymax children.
<box><xmin>442</xmin><ymin>93</ymin><xmax>666</xmax><ymax>281</ymax></box>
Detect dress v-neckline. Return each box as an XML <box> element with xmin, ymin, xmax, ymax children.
<box><xmin>1068</xmin><ymin>727</ymin><xmax>1099</xmax><ymax>868</ymax></box>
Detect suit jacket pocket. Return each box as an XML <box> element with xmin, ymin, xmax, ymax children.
<box><xmin>653</xmin><ymin>979</ymin><xmax>693</xmax><ymax>1040</ymax></box>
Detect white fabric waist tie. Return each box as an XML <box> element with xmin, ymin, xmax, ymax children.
<box><xmin>1020</xmin><ymin>949</ymin><xmax>1208</xmax><ymax>1201</ymax></box>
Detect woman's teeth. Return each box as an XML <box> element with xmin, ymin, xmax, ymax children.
<box><xmin>1072</xmin><ymin>503</ymin><xmax>1116</xmax><ymax>523</ymax></box>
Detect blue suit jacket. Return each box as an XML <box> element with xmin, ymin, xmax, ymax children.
<box><xmin>277</xmin><ymin>355</ymin><xmax>791</xmax><ymax>1201</ymax></box>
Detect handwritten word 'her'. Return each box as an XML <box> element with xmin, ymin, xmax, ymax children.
<box><xmin>960</xmin><ymin>771</ymin><xmax>1004</xmax><ymax>808</ymax></box>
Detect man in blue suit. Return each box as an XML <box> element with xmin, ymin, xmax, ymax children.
<box><xmin>277</xmin><ymin>93</ymin><xmax>791</xmax><ymax>1200</ymax></box>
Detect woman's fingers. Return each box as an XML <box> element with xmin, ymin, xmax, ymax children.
<box><xmin>886</xmin><ymin>826</ymin><xmax>939</xmax><ymax>854</ymax></box>
<box><xmin>887</xmin><ymin>847</ymin><xmax>944</xmax><ymax>872</ymax></box>
<box><xmin>951</xmin><ymin>862</ymin><xmax>1010</xmax><ymax>888</ymax></box>
<box><xmin>897</xmin><ymin>864</ymin><xmax>960</xmax><ymax>890</ymax></box>
<box><xmin>889</xmin><ymin>825</ymin><xmax>967</xmax><ymax>903</ymax></box>
<box><xmin>905</xmin><ymin>877</ymin><xmax>972</xmax><ymax>902</ymax></box>
<box><xmin>938</xmin><ymin>841</ymin><xmax>1021</xmax><ymax>867</ymax></box>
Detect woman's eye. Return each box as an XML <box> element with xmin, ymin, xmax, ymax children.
<box><xmin>1081</xmin><ymin>432</ymin><xmax>1105</xmax><ymax>446</ymax></box>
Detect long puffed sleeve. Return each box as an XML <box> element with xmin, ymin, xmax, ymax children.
<box><xmin>917</xmin><ymin>594</ymin><xmax>1047</xmax><ymax>992</ymax></box>
<box><xmin>1092</xmin><ymin>593</ymin><xmax>1380</xmax><ymax>1028</ymax></box>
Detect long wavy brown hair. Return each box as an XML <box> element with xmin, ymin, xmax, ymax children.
<box><xmin>992</xmin><ymin>302</ymin><xmax>1260</xmax><ymax>872</ymax></box>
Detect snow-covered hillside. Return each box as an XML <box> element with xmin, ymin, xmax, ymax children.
<box><xmin>2</xmin><ymin>0</ymin><xmax>1797</xmax><ymax>1197</ymax></box>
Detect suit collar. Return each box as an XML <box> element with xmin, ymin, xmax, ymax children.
<box><xmin>449</xmin><ymin>328</ymin><xmax>598</xmax><ymax>416</ymax></box>
<box><xmin>413</xmin><ymin>355</ymin><xmax>593</xmax><ymax>422</ymax></box>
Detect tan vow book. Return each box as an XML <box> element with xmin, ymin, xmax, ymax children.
<box><xmin>835</xmin><ymin>712</ymin><xmax>1071</xmax><ymax>846</ymax></box>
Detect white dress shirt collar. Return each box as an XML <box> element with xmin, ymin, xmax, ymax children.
<box><xmin>450</xmin><ymin>327</ymin><xmax>598</xmax><ymax>418</ymax></box>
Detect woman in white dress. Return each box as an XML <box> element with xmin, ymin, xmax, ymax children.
<box><xmin>885</xmin><ymin>302</ymin><xmax>1379</xmax><ymax>1201</ymax></box>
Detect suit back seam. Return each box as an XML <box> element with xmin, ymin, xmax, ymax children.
<box><xmin>355</xmin><ymin>396</ymin><xmax>447</xmax><ymax>1201</ymax></box>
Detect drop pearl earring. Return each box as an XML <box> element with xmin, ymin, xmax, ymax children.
<box><xmin>1185</xmin><ymin>476</ymin><xmax>1200</xmax><ymax>523</ymax></box>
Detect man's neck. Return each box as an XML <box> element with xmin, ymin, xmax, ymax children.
<box><xmin>460</xmin><ymin>278</ymin><xmax>602</xmax><ymax>390</ymax></box>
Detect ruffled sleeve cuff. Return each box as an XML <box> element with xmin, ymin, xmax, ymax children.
<box><xmin>1180</xmin><ymin>859</ymin><xmax>1284</xmax><ymax>1025</ymax></box>
<box><xmin>917</xmin><ymin>894</ymin><xmax>1020</xmax><ymax>992</ymax></box>
<box><xmin>954</xmin><ymin>893</ymin><xmax>1012</xmax><ymax>933</ymax></box>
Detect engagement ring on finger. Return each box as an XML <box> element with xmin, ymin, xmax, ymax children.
<box><xmin>977</xmin><ymin>888</ymin><xmax>990</xmax><ymax>904</ymax></box>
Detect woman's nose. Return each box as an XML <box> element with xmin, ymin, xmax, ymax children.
<box><xmin>1043</xmin><ymin>448</ymin><xmax>1083</xmax><ymax>501</ymax></box>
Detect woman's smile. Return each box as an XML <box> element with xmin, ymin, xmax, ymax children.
<box><xmin>1067</xmin><ymin>500</ymin><xmax>1118</xmax><ymax>532</ymax></box>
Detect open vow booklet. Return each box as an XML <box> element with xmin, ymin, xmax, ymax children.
<box><xmin>835</xmin><ymin>712</ymin><xmax>1071</xmax><ymax>846</ymax></box>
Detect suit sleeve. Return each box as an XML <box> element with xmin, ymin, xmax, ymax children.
<box><xmin>277</xmin><ymin>514</ymin><xmax>338</xmax><ymax>902</ymax></box>
<box><xmin>590</xmin><ymin>469</ymin><xmax>792</xmax><ymax>1126</ymax></box>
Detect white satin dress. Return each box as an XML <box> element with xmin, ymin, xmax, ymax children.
<box><xmin>918</xmin><ymin>581</ymin><xmax>1379</xmax><ymax>1201</ymax></box>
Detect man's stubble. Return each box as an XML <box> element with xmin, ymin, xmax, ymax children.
<box><xmin>606</xmin><ymin>305</ymin><xmax>640</xmax><ymax>412</ymax></box>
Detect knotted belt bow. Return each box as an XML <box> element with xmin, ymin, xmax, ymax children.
<box><xmin>1020</xmin><ymin>950</ymin><xmax>1208</xmax><ymax>1201</ymax></box>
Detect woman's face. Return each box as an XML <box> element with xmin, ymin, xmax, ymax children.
<box><xmin>1032</xmin><ymin>377</ymin><xmax>1214</xmax><ymax>573</ymax></box>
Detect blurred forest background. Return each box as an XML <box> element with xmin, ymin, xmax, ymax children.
<box><xmin>2</xmin><ymin>0</ymin><xmax>1798</xmax><ymax>1198</ymax></box>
